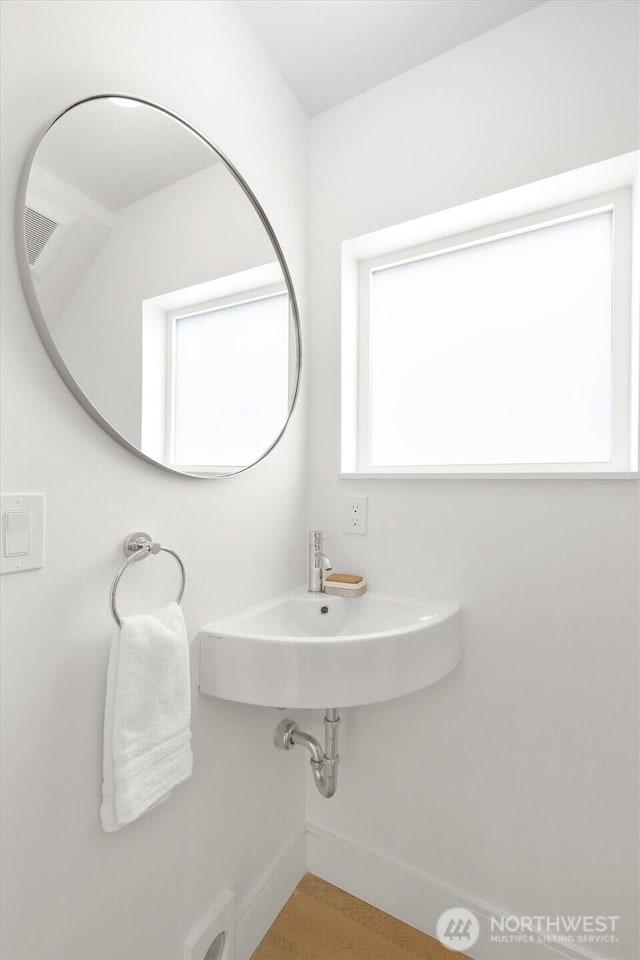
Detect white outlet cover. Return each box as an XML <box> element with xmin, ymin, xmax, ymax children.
<box><xmin>184</xmin><ymin>888</ymin><xmax>235</xmax><ymax>960</ymax></box>
<box><xmin>344</xmin><ymin>495</ymin><xmax>368</xmax><ymax>535</ymax></box>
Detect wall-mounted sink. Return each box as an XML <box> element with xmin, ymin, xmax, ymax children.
<box><xmin>199</xmin><ymin>587</ymin><xmax>462</xmax><ymax>708</ymax></box>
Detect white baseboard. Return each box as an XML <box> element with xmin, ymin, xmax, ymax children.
<box><xmin>231</xmin><ymin>822</ymin><xmax>606</xmax><ymax>960</ymax></box>
<box><xmin>233</xmin><ymin>826</ymin><xmax>307</xmax><ymax>960</ymax></box>
<box><xmin>305</xmin><ymin>823</ymin><xmax>599</xmax><ymax>960</ymax></box>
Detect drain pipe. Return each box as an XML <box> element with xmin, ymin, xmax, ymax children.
<box><xmin>274</xmin><ymin>709</ymin><xmax>340</xmax><ymax>798</ymax></box>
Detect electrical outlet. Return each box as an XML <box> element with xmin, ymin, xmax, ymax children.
<box><xmin>344</xmin><ymin>496</ymin><xmax>368</xmax><ymax>535</ymax></box>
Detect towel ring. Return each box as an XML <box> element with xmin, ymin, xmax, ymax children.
<box><xmin>110</xmin><ymin>532</ymin><xmax>186</xmax><ymax>626</ymax></box>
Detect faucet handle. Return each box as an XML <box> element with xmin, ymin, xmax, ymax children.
<box><xmin>309</xmin><ymin>529</ymin><xmax>324</xmax><ymax>548</ymax></box>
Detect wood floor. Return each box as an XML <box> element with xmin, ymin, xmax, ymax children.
<box><xmin>251</xmin><ymin>873</ymin><xmax>469</xmax><ymax>960</ymax></box>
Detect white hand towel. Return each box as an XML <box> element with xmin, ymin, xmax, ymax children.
<box><xmin>101</xmin><ymin>601</ymin><xmax>193</xmax><ymax>832</ymax></box>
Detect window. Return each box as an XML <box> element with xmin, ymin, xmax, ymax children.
<box><xmin>140</xmin><ymin>262</ymin><xmax>291</xmax><ymax>473</ymax></box>
<box><xmin>342</xmin><ymin>165</ymin><xmax>637</xmax><ymax>477</ymax></box>
<box><xmin>171</xmin><ymin>291</ymin><xmax>289</xmax><ymax>469</ymax></box>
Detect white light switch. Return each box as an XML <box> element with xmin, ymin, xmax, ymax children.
<box><xmin>5</xmin><ymin>510</ymin><xmax>31</xmax><ymax>555</ymax></box>
<box><xmin>1</xmin><ymin>494</ymin><xmax>45</xmax><ymax>574</ymax></box>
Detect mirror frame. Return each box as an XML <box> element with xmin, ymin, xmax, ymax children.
<box><xmin>16</xmin><ymin>93</ymin><xmax>302</xmax><ymax>478</ymax></box>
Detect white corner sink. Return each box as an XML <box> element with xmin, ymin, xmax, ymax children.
<box><xmin>198</xmin><ymin>587</ymin><xmax>462</xmax><ymax>708</ymax></box>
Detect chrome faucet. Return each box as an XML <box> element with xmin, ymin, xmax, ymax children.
<box><xmin>308</xmin><ymin>530</ymin><xmax>332</xmax><ymax>592</ymax></box>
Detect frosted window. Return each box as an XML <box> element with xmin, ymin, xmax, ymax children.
<box><xmin>369</xmin><ymin>212</ymin><xmax>613</xmax><ymax>466</ymax></box>
<box><xmin>173</xmin><ymin>294</ymin><xmax>289</xmax><ymax>467</ymax></box>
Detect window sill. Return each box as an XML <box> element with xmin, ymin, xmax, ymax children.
<box><xmin>339</xmin><ymin>472</ymin><xmax>639</xmax><ymax>481</ymax></box>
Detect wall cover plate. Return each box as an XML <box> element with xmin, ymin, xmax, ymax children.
<box><xmin>184</xmin><ymin>888</ymin><xmax>235</xmax><ymax>960</ymax></box>
<box><xmin>0</xmin><ymin>493</ymin><xmax>45</xmax><ymax>575</ymax></box>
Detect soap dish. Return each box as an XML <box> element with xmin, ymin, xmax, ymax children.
<box><xmin>324</xmin><ymin>574</ymin><xmax>367</xmax><ymax>598</ymax></box>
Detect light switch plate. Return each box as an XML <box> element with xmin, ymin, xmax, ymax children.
<box><xmin>1</xmin><ymin>494</ymin><xmax>45</xmax><ymax>574</ymax></box>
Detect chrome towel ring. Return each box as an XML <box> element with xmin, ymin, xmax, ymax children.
<box><xmin>110</xmin><ymin>531</ymin><xmax>186</xmax><ymax>626</ymax></box>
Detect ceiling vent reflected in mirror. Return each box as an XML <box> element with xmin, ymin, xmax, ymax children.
<box><xmin>24</xmin><ymin>206</ymin><xmax>58</xmax><ymax>265</ymax></box>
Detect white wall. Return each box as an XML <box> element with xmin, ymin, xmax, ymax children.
<box><xmin>306</xmin><ymin>2</ymin><xmax>639</xmax><ymax>958</ymax></box>
<box><xmin>0</xmin><ymin>2</ymin><xmax>308</xmax><ymax>958</ymax></box>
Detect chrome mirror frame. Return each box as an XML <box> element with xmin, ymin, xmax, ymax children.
<box><xmin>15</xmin><ymin>93</ymin><xmax>302</xmax><ymax>479</ymax></box>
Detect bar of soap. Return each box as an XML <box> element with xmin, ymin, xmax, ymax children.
<box><xmin>325</xmin><ymin>573</ymin><xmax>364</xmax><ymax>585</ymax></box>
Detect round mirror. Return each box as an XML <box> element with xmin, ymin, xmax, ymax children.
<box><xmin>17</xmin><ymin>95</ymin><xmax>301</xmax><ymax>477</ymax></box>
